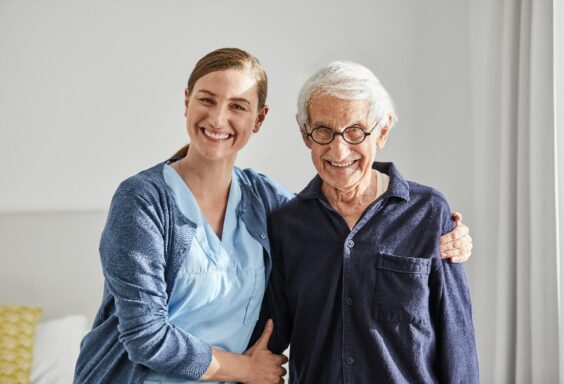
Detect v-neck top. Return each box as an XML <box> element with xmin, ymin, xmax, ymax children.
<box><xmin>144</xmin><ymin>164</ymin><xmax>266</xmax><ymax>384</ymax></box>
<box><xmin>75</xmin><ymin>160</ymin><xmax>294</xmax><ymax>384</ymax></box>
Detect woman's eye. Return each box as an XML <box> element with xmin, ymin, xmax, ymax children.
<box><xmin>231</xmin><ymin>104</ymin><xmax>246</xmax><ymax>111</ymax></box>
<box><xmin>198</xmin><ymin>97</ymin><xmax>214</xmax><ymax>104</ymax></box>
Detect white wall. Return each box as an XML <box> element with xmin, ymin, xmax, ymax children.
<box><xmin>1</xmin><ymin>0</ymin><xmax>484</xmax><ymax>375</ymax></box>
<box><xmin>0</xmin><ymin>211</ymin><xmax>106</xmax><ymax>321</ymax></box>
<box><xmin>0</xmin><ymin>0</ymin><xmax>473</xmax><ymax>214</ymax></box>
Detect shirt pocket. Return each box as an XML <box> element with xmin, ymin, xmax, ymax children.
<box><xmin>373</xmin><ymin>253</ymin><xmax>432</xmax><ymax>323</ymax></box>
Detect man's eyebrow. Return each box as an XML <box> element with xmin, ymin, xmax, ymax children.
<box><xmin>311</xmin><ymin>121</ymin><xmax>331</xmax><ymax>128</ymax></box>
<box><xmin>196</xmin><ymin>90</ymin><xmax>251</xmax><ymax>105</ymax></box>
<box><xmin>311</xmin><ymin>121</ymin><xmax>366</xmax><ymax>129</ymax></box>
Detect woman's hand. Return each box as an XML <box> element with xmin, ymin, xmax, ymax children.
<box><xmin>440</xmin><ymin>211</ymin><xmax>473</xmax><ymax>263</ymax></box>
<box><xmin>200</xmin><ymin>319</ymin><xmax>286</xmax><ymax>383</ymax></box>
<box><xmin>243</xmin><ymin>319</ymin><xmax>288</xmax><ymax>384</ymax></box>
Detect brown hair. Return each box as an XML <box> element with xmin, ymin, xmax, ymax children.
<box><xmin>173</xmin><ymin>48</ymin><xmax>268</xmax><ymax>159</ymax></box>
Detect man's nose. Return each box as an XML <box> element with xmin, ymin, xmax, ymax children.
<box><xmin>328</xmin><ymin>135</ymin><xmax>351</xmax><ymax>160</ymax></box>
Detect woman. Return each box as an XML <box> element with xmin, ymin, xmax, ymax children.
<box><xmin>74</xmin><ymin>48</ymin><xmax>472</xmax><ymax>384</ymax></box>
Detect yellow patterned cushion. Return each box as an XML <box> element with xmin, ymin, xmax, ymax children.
<box><xmin>0</xmin><ymin>305</ymin><xmax>42</xmax><ymax>384</ymax></box>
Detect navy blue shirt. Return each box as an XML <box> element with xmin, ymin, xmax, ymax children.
<box><xmin>255</xmin><ymin>162</ymin><xmax>479</xmax><ymax>384</ymax></box>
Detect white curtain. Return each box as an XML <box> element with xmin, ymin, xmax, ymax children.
<box><xmin>470</xmin><ymin>0</ymin><xmax>562</xmax><ymax>382</ymax></box>
<box><xmin>556</xmin><ymin>0</ymin><xmax>564</xmax><ymax>381</ymax></box>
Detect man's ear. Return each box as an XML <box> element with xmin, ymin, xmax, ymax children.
<box><xmin>296</xmin><ymin>114</ymin><xmax>311</xmax><ymax>149</ymax></box>
<box><xmin>253</xmin><ymin>105</ymin><xmax>269</xmax><ymax>133</ymax></box>
<box><xmin>297</xmin><ymin>115</ymin><xmax>313</xmax><ymax>149</ymax></box>
<box><xmin>376</xmin><ymin>115</ymin><xmax>393</xmax><ymax>149</ymax></box>
<box><xmin>301</xmin><ymin>128</ymin><xmax>313</xmax><ymax>149</ymax></box>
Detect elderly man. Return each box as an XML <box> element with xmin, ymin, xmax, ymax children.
<box><xmin>257</xmin><ymin>62</ymin><xmax>479</xmax><ymax>383</ymax></box>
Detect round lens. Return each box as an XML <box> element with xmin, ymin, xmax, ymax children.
<box><xmin>312</xmin><ymin>127</ymin><xmax>334</xmax><ymax>143</ymax></box>
<box><xmin>343</xmin><ymin>127</ymin><xmax>365</xmax><ymax>143</ymax></box>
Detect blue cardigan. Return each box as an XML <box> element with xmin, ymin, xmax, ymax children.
<box><xmin>74</xmin><ymin>161</ymin><xmax>292</xmax><ymax>384</ymax></box>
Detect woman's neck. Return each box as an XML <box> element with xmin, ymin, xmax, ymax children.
<box><xmin>171</xmin><ymin>148</ymin><xmax>235</xmax><ymax>238</ymax></box>
<box><xmin>173</xmin><ymin>148</ymin><xmax>234</xmax><ymax>203</ymax></box>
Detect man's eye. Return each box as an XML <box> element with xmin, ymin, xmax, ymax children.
<box><xmin>312</xmin><ymin>128</ymin><xmax>333</xmax><ymax>140</ymax></box>
<box><xmin>346</xmin><ymin>128</ymin><xmax>365</xmax><ymax>139</ymax></box>
<box><xmin>199</xmin><ymin>98</ymin><xmax>214</xmax><ymax>104</ymax></box>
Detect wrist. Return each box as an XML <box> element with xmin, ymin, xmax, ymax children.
<box><xmin>239</xmin><ymin>355</ymin><xmax>253</xmax><ymax>383</ymax></box>
<box><xmin>201</xmin><ymin>347</ymin><xmax>253</xmax><ymax>383</ymax></box>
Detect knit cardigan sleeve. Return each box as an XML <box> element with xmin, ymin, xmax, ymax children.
<box><xmin>99</xmin><ymin>181</ymin><xmax>212</xmax><ymax>379</ymax></box>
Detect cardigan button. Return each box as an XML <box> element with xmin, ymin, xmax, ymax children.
<box><xmin>260</xmin><ymin>233</ymin><xmax>266</xmax><ymax>239</ymax></box>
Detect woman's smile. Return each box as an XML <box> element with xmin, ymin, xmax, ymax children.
<box><xmin>201</xmin><ymin>127</ymin><xmax>233</xmax><ymax>141</ymax></box>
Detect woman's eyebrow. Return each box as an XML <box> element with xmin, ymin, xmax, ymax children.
<box><xmin>196</xmin><ymin>90</ymin><xmax>251</xmax><ymax>105</ymax></box>
<box><xmin>196</xmin><ymin>89</ymin><xmax>216</xmax><ymax>96</ymax></box>
<box><xmin>230</xmin><ymin>97</ymin><xmax>251</xmax><ymax>105</ymax></box>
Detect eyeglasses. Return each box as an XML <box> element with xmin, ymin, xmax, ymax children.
<box><xmin>303</xmin><ymin>119</ymin><xmax>382</xmax><ymax>145</ymax></box>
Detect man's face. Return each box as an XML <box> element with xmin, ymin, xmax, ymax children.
<box><xmin>304</xmin><ymin>94</ymin><xmax>389</xmax><ymax>191</ymax></box>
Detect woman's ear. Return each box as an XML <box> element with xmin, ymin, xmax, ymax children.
<box><xmin>184</xmin><ymin>88</ymin><xmax>190</xmax><ymax>117</ymax></box>
<box><xmin>254</xmin><ymin>105</ymin><xmax>269</xmax><ymax>133</ymax></box>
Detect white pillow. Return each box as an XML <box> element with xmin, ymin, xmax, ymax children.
<box><xmin>31</xmin><ymin>315</ymin><xmax>89</xmax><ymax>384</ymax></box>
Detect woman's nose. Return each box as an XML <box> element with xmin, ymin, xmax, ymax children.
<box><xmin>208</xmin><ymin>106</ymin><xmax>227</xmax><ymax>128</ymax></box>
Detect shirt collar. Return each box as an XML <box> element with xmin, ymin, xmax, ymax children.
<box><xmin>296</xmin><ymin>162</ymin><xmax>410</xmax><ymax>202</ymax></box>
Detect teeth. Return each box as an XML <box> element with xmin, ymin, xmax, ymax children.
<box><xmin>329</xmin><ymin>160</ymin><xmax>355</xmax><ymax>167</ymax></box>
<box><xmin>203</xmin><ymin>129</ymin><xmax>230</xmax><ymax>140</ymax></box>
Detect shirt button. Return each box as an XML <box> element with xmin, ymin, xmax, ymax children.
<box><xmin>260</xmin><ymin>233</ymin><xmax>266</xmax><ymax>239</ymax></box>
<box><xmin>345</xmin><ymin>297</ymin><xmax>354</xmax><ymax>306</ymax></box>
<box><xmin>346</xmin><ymin>239</ymin><xmax>354</xmax><ymax>248</ymax></box>
<box><xmin>345</xmin><ymin>356</ymin><xmax>355</xmax><ymax>366</ymax></box>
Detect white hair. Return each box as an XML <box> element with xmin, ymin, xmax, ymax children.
<box><xmin>296</xmin><ymin>61</ymin><xmax>397</xmax><ymax>132</ymax></box>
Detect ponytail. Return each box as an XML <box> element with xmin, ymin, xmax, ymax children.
<box><xmin>171</xmin><ymin>144</ymin><xmax>189</xmax><ymax>159</ymax></box>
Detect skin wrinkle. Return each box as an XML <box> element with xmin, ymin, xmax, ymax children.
<box><xmin>306</xmin><ymin>95</ymin><xmax>389</xmax><ymax>229</ymax></box>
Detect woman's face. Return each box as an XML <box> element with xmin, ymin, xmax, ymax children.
<box><xmin>185</xmin><ymin>69</ymin><xmax>267</xmax><ymax>162</ymax></box>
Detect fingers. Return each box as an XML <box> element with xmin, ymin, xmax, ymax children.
<box><xmin>277</xmin><ymin>354</ymin><xmax>289</xmax><ymax>365</ymax></box>
<box><xmin>441</xmin><ymin>247</ymin><xmax>472</xmax><ymax>259</ymax></box>
<box><xmin>451</xmin><ymin>211</ymin><xmax>463</xmax><ymax>222</ymax></box>
<box><xmin>446</xmin><ymin>253</ymin><xmax>471</xmax><ymax>263</ymax></box>
<box><xmin>263</xmin><ymin>355</ymin><xmax>287</xmax><ymax>384</ymax></box>
<box><xmin>277</xmin><ymin>361</ymin><xmax>288</xmax><ymax>376</ymax></box>
<box><xmin>440</xmin><ymin>236</ymin><xmax>473</xmax><ymax>251</ymax></box>
<box><xmin>441</xmin><ymin>241</ymin><xmax>472</xmax><ymax>262</ymax></box>
<box><xmin>440</xmin><ymin>235</ymin><xmax>473</xmax><ymax>260</ymax></box>
<box><xmin>256</xmin><ymin>319</ymin><xmax>274</xmax><ymax>349</ymax></box>
<box><xmin>440</xmin><ymin>222</ymin><xmax>470</xmax><ymax>244</ymax></box>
